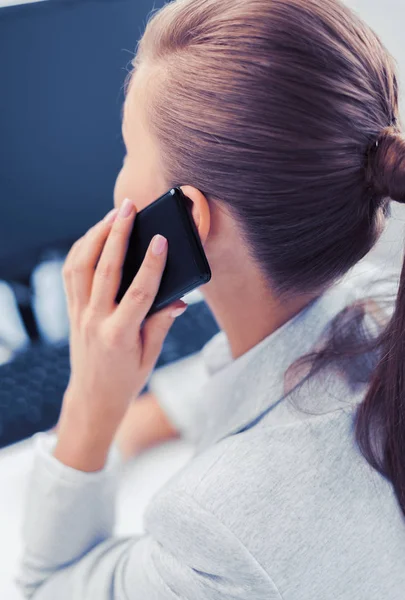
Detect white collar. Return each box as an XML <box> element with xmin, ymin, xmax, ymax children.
<box><xmin>196</xmin><ymin>275</ymin><xmax>367</xmax><ymax>452</ymax></box>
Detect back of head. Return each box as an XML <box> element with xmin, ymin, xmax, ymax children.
<box><xmin>138</xmin><ymin>0</ymin><xmax>403</xmax><ymax>295</ymax></box>
<box><xmin>137</xmin><ymin>0</ymin><xmax>405</xmax><ymax>515</ymax></box>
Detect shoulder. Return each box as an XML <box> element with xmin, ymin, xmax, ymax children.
<box><xmin>188</xmin><ymin>406</ymin><xmax>359</xmax><ymax>506</ymax></box>
<box><xmin>144</xmin><ymin>402</ymin><xmax>399</xmax><ymax>592</ymax></box>
<box><xmin>146</xmin><ymin>406</ymin><xmax>362</xmax><ymax>535</ymax></box>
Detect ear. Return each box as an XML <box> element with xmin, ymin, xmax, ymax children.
<box><xmin>180</xmin><ymin>185</ymin><xmax>211</xmax><ymax>244</ymax></box>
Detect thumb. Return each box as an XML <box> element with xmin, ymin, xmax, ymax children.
<box><xmin>141</xmin><ymin>301</ymin><xmax>188</xmax><ymax>369</ymax></box>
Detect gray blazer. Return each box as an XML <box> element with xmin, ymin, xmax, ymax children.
<box><xmin>18</xmin><ymin>264</ymin><xmax>405</xmax><ymax>599</ymax></box>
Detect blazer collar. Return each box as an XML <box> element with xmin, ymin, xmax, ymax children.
<box><xmin>196</xmin><ymin>279</ymin><xmax>359</xmax><ymax>452</ymax></box>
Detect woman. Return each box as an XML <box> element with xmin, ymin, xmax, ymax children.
<box><xmin>17</xmin><ymin>0</ymin><xmax>405</xmax><ymax>597</ymax></box>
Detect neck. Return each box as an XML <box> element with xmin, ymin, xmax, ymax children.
<box><xmin>202</xmin><ymin>264</ymin><xmax>312</xmax><ymax>360</ymax></box>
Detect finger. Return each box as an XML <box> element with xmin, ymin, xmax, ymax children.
<box><xmin>62</xmin><ymin>238</ymin><xmax>83</xmax><ymax>303</ymax></box>
<box><xmin>141</xmin><ymin>301</ymin><xmax>188</xmax><ymax>370</ymax></box>
<box><xmin>91</xmin><ymin>198</ymin><xmax>136</xmax><ymax>313</ymax></box>
<box><xmin>66</xmin><ymin>209</ymin><xmax>118</xmax><ymax>309</ymax></box>
<box><xmin>115</xmin><ymin>233</ymin><xmax>169</xmax><ymax>329</ymax></box>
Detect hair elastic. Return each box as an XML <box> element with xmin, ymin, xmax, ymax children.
<box><xmin>375</xmin><ymin>116</ymin><xmax>398</xmax><ymax>149</ymax></box>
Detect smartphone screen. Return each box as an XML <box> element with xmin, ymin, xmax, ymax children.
<box><xmin>116</xmin><ymin>188</ymin><xmax>211</xmax><ymax>314</ymax></box>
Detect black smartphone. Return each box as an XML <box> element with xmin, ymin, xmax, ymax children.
<box><xmin>116</xmin><ymin>187</ymin><xmax>211</xmax><ymax>314</ymax></box>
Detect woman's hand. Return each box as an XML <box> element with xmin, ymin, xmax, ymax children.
<box><xmin>54</xmin><ymin>199</ymin><xmax>187</xmax><ymax>472</ymax></box>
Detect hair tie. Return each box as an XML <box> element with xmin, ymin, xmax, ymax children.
<box><xmin>374</xmin><ymin>116</ymin><xmax>397</xmax><ymax>149</ymax></box>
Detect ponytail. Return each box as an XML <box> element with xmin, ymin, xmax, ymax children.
<box><xmin>356</xmin><ymin>260</ymin><xmax>405</xmax><ymax>514</ymax></box>
<box><xmin>356</xmin><ymin>126</ymin><xmax>405</xmax><ymax>516</ymax></box>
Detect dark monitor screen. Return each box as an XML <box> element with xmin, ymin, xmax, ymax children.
<box><xmin>0</xmin><ymin>0</ymin><xmax>163</xmax><ymax>281</ymax></box>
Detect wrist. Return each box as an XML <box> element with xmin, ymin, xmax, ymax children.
<box><xmin>63</xmin><ymin>385</ymin><xmax>123</xmax><ymax>433</ymax></box>
<box><xmin>53</xmin><ymin>433</ymin><xmax>111</xmax><ymax>472</ymax></box>
<box><xmin>54</xmin><ymin>394</ymin><xmax>117</xmax><ymax>472</ymax></box>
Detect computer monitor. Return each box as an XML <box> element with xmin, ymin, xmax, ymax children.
<box><xmin>0</xmin><ymin>0</ymin><xmax>164</xmax><ymax>282</ymax></box>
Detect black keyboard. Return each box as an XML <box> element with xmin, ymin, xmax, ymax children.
<box><xmin>0</xmin><ymin>301</ymin><xmax>219</xmax><ymax>448</ymax></box>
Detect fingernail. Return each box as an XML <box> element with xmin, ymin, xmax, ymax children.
<box><xmin>104</xmin><ymin>208</ymin><xmax>118</xmax><ymax>224</ymax></box>
<box><xmin>152</xmin><ymin>234</ymin><xmax>168</xmax><ymax>256</ymax></box>
<box><xmin>119</xmin><ymin>198</ymin><xmax>134</xmax><ymax>219</ymax></box>
<box><xmin>171</xmin><ymin>305</ymin><xmax>187</xmax><ymax>319</ymax></box>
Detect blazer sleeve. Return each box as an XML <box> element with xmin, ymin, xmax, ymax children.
<box><xmin>17</xmin><ymin>434</ymin><xmax>277</xmax><ymax>600</ymax></box>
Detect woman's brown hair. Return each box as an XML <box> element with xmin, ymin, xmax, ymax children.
<box><xmin>136</xmin><ymin>0</ymin><xmax>405</xmax><ymax>514</ymax></box>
